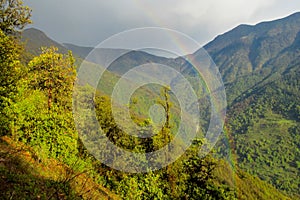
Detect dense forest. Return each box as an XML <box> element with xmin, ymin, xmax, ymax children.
<box><xmin>0</xmin><ymin>0</ymin><xmax>299</xmax><ymax>199</ymax></box>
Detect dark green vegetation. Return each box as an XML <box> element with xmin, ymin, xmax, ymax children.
<box><xmin>0</xmin><ymin>1</ymin><xmax>299</xmax><ymax>199</ymax></box>
<box><xmin>203</xmin><ymin>12</ymin><xmax>300</xmax><ymax>195</ymax></box>
<box><xmin>69</xmin><ymin>12</ymin><xmax>300</xmax><ymax>195</ymax></box>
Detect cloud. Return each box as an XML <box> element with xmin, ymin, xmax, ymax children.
<box><xmin>24</xmin><ymin>0</ymin><xmax>300</xmax><ymax>47</ymax></box>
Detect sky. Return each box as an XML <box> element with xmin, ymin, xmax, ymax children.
<box><xmin>24</xmin><ymin>0</ymin><xmax>300</xmax><ymax>48</ymax></box>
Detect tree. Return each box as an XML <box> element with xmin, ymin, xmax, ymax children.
<box><xmin>0</xmin><ymin>29</ymin><xmax>22</xmax><ymax>135</ymax></box>
<box><xmin>0</xmin><ymin>0</ymin><xmax>31</xmax><ymax>34</ymax></box>
<box><xmin>28</xmin><ymin>47</ymin><xmax>76</xmax><ymax>111</ymax></box>
<box><xmin>153</xmin><ymin>86</ymin><xmax>173</xmax><ymax>150</ymax></box>
<box><xmin>0</xmin><ymin>0</ymin><xmax>30</xmax><ymax>135</ymax></box>
<box><xmin>12</xmin><ymin>47</ymin><xmax>79</xmax><ymax>161</ymax></box>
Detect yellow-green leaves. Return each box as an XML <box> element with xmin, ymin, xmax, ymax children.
<box><xmin>28</xmin><ymin>47</ymin><xmax>76</xmax><ymax>110</ymax></box>
<box><xmin>0</xmin><ymin>0</ymin><xmax>32</xmax><ymax>35</ymax></box>
<box><xmin>0</xmin><ymin>29</ymin><xmax>22</xmax><ymax>135</ymax></box>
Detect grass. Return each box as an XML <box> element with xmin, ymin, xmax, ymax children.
<box><xmin>0</xmin><ymin>136</ymin><xmax>119</xmax><ymax>200</ymax></box>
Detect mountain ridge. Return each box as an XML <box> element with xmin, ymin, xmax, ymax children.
<box><xmin>22</xmin><ymin>28</ymin><xmax>69</xmax><ymax>55</ymax></box>
<box><xmin>20</xmin><ymin>12</ymin><xmax>300</xmax><ymax>196</ymax></box>
<box><xmin>202</xmin><ymin>12</ymin><xmax>300</xmax><ymax>83</ymax></box>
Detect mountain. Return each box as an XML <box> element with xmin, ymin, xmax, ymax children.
<box><xmin>19</xmin><ymin>12</ymin><xmax>300</xmax><ymax>196</ymax></box>
<box><xmin>203</xmin><ymin>12</ymin><xmax>300</xmax><ymax>83</ymax></box>
<box><xmin>63</xmin><ymin>43</ymin><xmax>93</xmax><ymax>58</ymax></box>
<box><xmin>63</xmin><ymin>43</ymin><xmax>186</xmax><ymax>75</ymax></box>
<box><xmin>200</xmin><ymin>12</ymin><xmax>300</xmax><ymax>195</ymax></box>
<box><xmin>21</xmin><ymin>28</ymin><xmax>69</xmax><ymax>56</ymax></box>
<box><xmin>196</xmin><ymin>13</ymin><xmax>300</xmax><ymax>105</ymax></box>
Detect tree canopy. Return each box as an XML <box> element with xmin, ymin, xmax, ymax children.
<box><xmin>0</xmin><ymin>0</ymin><xmax>31</xmax><ymax>34</ymax></box>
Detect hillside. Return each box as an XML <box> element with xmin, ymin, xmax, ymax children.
<box><xmin>0</xmin><ymin>137</ymin><xmax>119</xmax><ymax>199</ymax></box>
<box><xmin>226</xmin><ymin>64</ymin><xmax>300</xmax><ymax>194</ymax></box>
<box><xmin>63</xmin><ymin>43</ymin><xmax>93</xmax><ymax>59</ymax></box>
<box><xmin>14</xmin><ymin>13</ymin><xmax>300</xmax><ymax>198</ymax></box>
<box><xmin>200</xmin><ymin>12</ymin><xmax>300</xmax><ymax>194</ymax></box>
<box><xmin>204</xmin><ymin>12</ymin><xmax>300</xmax><ymax>83</ymax></box>
<box><xmin>22</xmin><ymin>28</ymin><xmax>69</xmax><ymax>56</ymax></box>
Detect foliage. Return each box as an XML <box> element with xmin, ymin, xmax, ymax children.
<box><xmin>91</xmin><ymin>90</ymin><xmax>237</xmax><ymax>199</ymax></box>
<box><xmin>28</xmin><ymin>47</ymin><xmax>76</xmax><ymax>110</ymax></box>
<box><xmin>1</xmin><ymin>7</ymin><xmax>299</xmax><ymax>199</ymax></box>
<box><xmin>226</xmin><ymin>68</ymin><xmax>300</xmax><ymax>194</ymax></box>
<box><xmin>0</xmin><ymin>0</ymin><xmax>32</xmax><ymax>35</ymax></box>
<box><xmin>0</xmin><ymin>29</ymin><xmax>22</xmax><ymax>135</ymax></box>
<box><xmin>204</xmin><ymin>12</ymin><xmax>300</xmax><ymax>196</ymax></box>
<box><xmin>0</xmin><ymin>136</ymin><xmax>118</xmax><ymax>199</ymax></box>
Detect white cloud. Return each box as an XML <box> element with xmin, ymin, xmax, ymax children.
<box><xmin>24</xmin><ymin>0</ymin><xmax>300</xmax><ymax>46</ymax></box>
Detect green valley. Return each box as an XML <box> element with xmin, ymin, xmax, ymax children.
<box><xmin>0</xmin><ymin>1</ymin><xmax>299</xmax><ymax>199</ymax></box>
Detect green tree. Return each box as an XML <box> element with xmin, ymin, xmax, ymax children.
<box><xmin>0</xmin><ymin>29</ymin><xmax>22</xmax><ymax>135</ymax></box>
<box><xmin>11</xmin><ymin>47</ymin><xmax>78</xmax><ymax>162</ymax></box>
<box><xmin>28</xmin><ymin>47</ymin><xmax>76</xmax><ymax>111</ymax></box>
<box><xmin>0</xmin><ymin>0</ymin><xmax>31</xmax><ymax>35</ymax></box>
<box><xmin>153</xmin><ymin>86</ymin><xmax>173</xmax><ymax>150</ymax></box>
<box><xmin>181</xmin><ymin>139</ymin><xmax>236</xmax><ymax>199</ymax></box>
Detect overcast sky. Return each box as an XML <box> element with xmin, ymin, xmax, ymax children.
<box><xmin>24</xmin><ymin>0</ymin><xmax>300</xmax><ymax>48</ymax></box>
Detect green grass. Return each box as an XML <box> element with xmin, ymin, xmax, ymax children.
<box><xmin>0</xmin><ymin>136</ymin><xmax>119</xmax><ymax>200</ymax></box>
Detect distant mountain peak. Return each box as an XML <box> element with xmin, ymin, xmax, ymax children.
<box><xmin>201</xmin><ymin>12</ymin><xmax>300</xmax><ymax>83</ymax></box>
<box><xmin>22</xmin><ymin>28</ymin><xmax>68</xmax><ymax>56</ymax></box>
<box><xmin>24</xmin><ymin>27</ymin><xmax>46</xmax><ymax>34</ymax></box>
